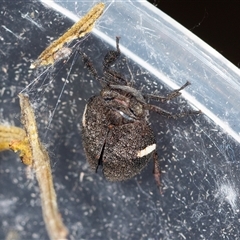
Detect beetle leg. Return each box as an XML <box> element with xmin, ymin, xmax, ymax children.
<box><xmin>103</xmin><ymin>37</ymin><xmax>128</xmax><ymax>85</ymax></box>
<box><xmin>79</xmin><ymin>51</ymin><xmax>100</xmax><ymax>81</ymax></box>
<box><xmin>145</xmin><ymin>103</ymin><xmax>201</xmax><ymax>119</ymax></box>
<box><xmin>103</xmin><ymin>36</ymin><xmax>121</xmax><ymax>68</ymax></box>
<box><xmin>144</xmin><ymin>81</ymin><xmax>191</xmax><ymax>102</ymax></box>
<box><xmin>153</xmin><ymin>151</ymin><xmax>162</xmax><ymax>193</ymax></box>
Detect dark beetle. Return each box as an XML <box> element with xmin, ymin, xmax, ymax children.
<box><xmin>80</xmin><ymin>37</ymin><xmax>200</xmax><ymax>189</ymax></box>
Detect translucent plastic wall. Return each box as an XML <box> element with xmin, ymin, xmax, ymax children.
<box><xmin>1</xmin><ymin>1</ymin><xmax>240</xmax><ymax>239</ymax></box>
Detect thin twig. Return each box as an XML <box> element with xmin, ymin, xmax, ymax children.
<box><xmin>30</xmin><ymin>2</ymin><xmax>105</xmax><ymax>68</ymax></box>
<box><xmin>19</xmin><ymin>93</ymin><xmax>68</xmax><ymax>240</ymax></box>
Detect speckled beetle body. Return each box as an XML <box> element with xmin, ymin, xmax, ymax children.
<box><xmin>81</xmin><ymin>86</ymin><xmax>156</xmax><ymax>181</ymax></box>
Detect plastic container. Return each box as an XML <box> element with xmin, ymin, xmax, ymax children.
<box><xmin>1</xmin><ymin>0</ymin><xmax>240</xmax><ymax>239</ymax></box>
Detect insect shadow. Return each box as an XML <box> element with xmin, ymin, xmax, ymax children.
<box><xmin>79</xmin><ymin>37</ymin><xmax>201</xmax><ymax>192</ymax></box>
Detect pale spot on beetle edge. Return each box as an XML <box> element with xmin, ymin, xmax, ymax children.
<box><xmin>82</xmin><ymin>104</ymin><xmax>88</xmax><ymax>127</ymax></box>
<box><xmin>137</xmin><ymin>144</ymin><xmax>156</xmax><ymax>158</ymax></box>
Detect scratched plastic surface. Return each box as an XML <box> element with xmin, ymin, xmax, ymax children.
<box><xmin>1</xmin><ymin>0</ymin><xmax>240</xmax><ymax>239</ymax></box>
